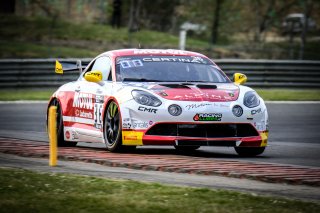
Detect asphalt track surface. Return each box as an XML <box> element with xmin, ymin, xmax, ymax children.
<box><xmin>0</xmin><ymin>102</ymin><xmax>319</xmax><ymax>167</ymax></box>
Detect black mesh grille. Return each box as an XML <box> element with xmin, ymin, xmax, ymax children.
<box><xmin>146</xmin><ymin>123</ymin><xmax>259</xmax><ymax>138</ymax></box>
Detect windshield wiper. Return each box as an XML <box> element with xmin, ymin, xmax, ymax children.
<box><xmin>122</xmin><ymin>78</ymin><xmax>161</xmax><ymax>82</ymax></box>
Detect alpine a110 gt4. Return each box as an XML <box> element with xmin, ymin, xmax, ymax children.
<box><xmin>47</xmin><ymin>49</ymin><xmax>269</xmax><ymax>156</ymax></box>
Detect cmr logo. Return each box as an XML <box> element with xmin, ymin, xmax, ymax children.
<box><xmin>73</xmin><ymin>93</ymin><xmax>93</xmax><ymax>110</ymax></box>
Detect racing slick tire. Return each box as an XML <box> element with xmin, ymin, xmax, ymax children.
<box><xmin>174</xmin><ymin>145</ymin><xmax>200</xmax><ymax>152</ymax></box>
<box><xmin>104</xmin><ymin>101</ymin><xmax>136</xmax><ymax>152</ymax></box>
<box><xmin>49</xmin><ymin>99</ymin><xmax>77</xmax><ymax>147</ymax></box>
<box><xmin>234</xmin><ymin>147</ymin><xmax>265</xmax><ymax>157</ymax></box>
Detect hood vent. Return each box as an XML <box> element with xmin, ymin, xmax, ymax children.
<box><xmin>196</xmin><ymin>84</ymin><xmax>217</xmax><ymax>89</ymax></box>
<box><xmin>159</xmin><ymin>84</ymin><xmax>191</xmax><ymax>89</ymax></box>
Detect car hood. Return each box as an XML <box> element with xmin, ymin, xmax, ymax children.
<box><xmin>123</xmin><ymin>82</ymin><xmax>240</xmax><ymax>102</ymax></box>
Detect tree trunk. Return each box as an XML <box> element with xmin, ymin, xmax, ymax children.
<box><xmin>211</xmin><ymin>0</ymin><xmax>223</xmax><ymax>45</ymax></box>
<box><xmin>128</xmin><ymin>0</ymin><xmax>142</xmax><ymax>33</ymax></box>
<box><xmin>299</xmin><ymin>0</ymin><xmax>313</xmax><ymax>60</ymax></box>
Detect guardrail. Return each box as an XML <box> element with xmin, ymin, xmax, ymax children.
<box><xmin>0</xmin><ymin>59</ymin><xmax>319</xmax><ymax>88</ymax></box>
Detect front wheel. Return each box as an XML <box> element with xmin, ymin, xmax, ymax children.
<box><xmin>104</xmin><ymin>101</ymin><xmax>129</xmax><ymax>152</ymax></box>
<box><xmin>234</xmin><ymin>147</ymin><xmax>265</xmax><ymax>157</ymax></box>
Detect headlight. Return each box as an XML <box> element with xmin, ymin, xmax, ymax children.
<box><xmin>232</xmin><ymin>105</ymin><xmax>243</xmax><ymax>117</ymax></box>
<box><xmin>168</xmin><ymin>104</ymin><xmax>182</xmax><ymax>116</ymax></box>
<box><xmin>243</xmin><ymin>91</ymin><xmax>260</xmax><ymax>108</ymax></box>
<box><xmin>131</xmin><ymin>90</ymin><xmax>162</xmax><ymax>107</ymax></box>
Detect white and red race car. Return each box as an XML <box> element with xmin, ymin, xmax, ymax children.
<box><xmin>48</xmin><ymin>49</ymin><xmax>268</xmax><ymax>156</ymax></box>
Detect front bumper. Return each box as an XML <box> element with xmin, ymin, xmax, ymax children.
<box><xmin>122</xmin><ymin>128</ymin><xmax>268</xmax><ymax>147</ymax></box>
<box><xmin>120</xmin><ymin>99</ymin><xmax>268</xmax><ymax>147</ymax></box>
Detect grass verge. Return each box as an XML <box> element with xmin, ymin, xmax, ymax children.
<box><xmin>0</xmin><ymin>89</ymin><xmax>54</xmax><ymax>101</ymax></box>
<box><xmin>0</xmin><ymin>89</ymin><xmax>319</xmax><ymax>101</ymax></box>
<box><xmin>0</xmin><ymin>168</ymin><xmax>319</xmax><ymax>213</ymax></box>
<box><xmin>255</xmin><ymin>89</ymin><xmax>320</xmax><ymax>101</ymax></box>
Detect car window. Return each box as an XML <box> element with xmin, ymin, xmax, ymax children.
<box><xmin>115</xmin><ymin>56</ymin><xmax>230</xmax><ymax>83</ymax></box>
<box><xmin>88</xmin><ymin>56</ymin><xmax>112</xmax><ymax>81</ymax></box>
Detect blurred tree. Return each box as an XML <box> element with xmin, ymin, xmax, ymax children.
<box><xmin>111</xmin><ymin>0</ymin><xmax>122</xmax><ymax>28</ymax></box>
<box><xmin>251</xmin><ymin>0</ymin><xmax>298</xmax><ymax>42</ymax></box>
<box><xmin>299</xmin><ymin>0</ymin><xmax>313</xmax><ymax>59</ymax></box>
<box><xmin>0</xmin><ymin>0</ymin><xmax>15</xmax><ymax>14</ymax></box>
<box><xmin>128</xmin><ymin>0</ymin><xmax>142</xmax><ymax>32</ymax></box>
<box><xmin>30</xmin><ymin>0</ymin><xmax>59</xmax><ymax>27</ymax></box>
<box><xmin>211</xmin><ymin>0</ymin><xmax>224</xmax><ymax>44</ymax></box>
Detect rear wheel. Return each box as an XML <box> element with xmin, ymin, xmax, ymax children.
<box><xmin>234</xmin><ymin>147</ymin><xmax>265</xmax><ymax>157</ymax></box>
<box><xmin>104</xmin><ymin>101</ymin><xmax>136</xmax><ymax>152</ymax></box>
<box><xmin>48</xmin><ymin>99</ymin><xmax>77</xmax><ymax>147</ymax></box>
<box><xmin>174</xmin><ymin>145</ymin><xmax>200</xmax><ymax>152</ymax></box>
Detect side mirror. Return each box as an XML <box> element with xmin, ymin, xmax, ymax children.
<box><xmin>84</xmin><ymin>70</ymin><xmax>103</xmax><ymax>83</ymax></box>
<box><xmin>233</xmin><ymin>73</ymin><xmax>247</xmax><ymax>85</ymax></box>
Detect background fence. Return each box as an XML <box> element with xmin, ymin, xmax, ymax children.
<box><xmin>0</xmin><ymin>59</ymin><xmax>319</xmax><ymax>88</ymax></box>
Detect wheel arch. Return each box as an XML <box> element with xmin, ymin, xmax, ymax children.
<box><xmin>46</xmin><ymin>97</ymin><xmax>63</xmax><ymax>130</ymax></box>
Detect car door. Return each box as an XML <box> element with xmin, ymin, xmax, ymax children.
<box><xmin>72</xmin><ymin>56</ymin><xmax>112</xmax><ymax>142</ymax></box>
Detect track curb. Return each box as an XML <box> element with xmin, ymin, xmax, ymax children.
<box><xmin>1</xmin><ymin>137</ymin><xmax>319</xmax><ymax>187</ymax></box>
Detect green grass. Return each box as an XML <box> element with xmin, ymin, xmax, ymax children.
<box><xmin>0</xmin><ymin>89</ymin><xmax>54</xmax><ymax>101</ymax></box>
<box><xmin>0</xmin><ymin>15</ymin><xmax>208</xmax><ymax>58</ymax></box>
<box><xmin>0</xmin><ymin>89</ymin><xmax>319</xmax><ymax>101</ymax></box>
<box><xmin>0</xmin><ymin>40</ymin><xmax>97</xmax><ymax>58</ymax></box>
<box><xmin>256</xmin><ymin>89</ymin><xmax>320</xmax><ymax>101</ymax></box>
<box><xmin>0</xmin><ymin>168</ymin><xmax>318</xmax><ymax>213</ymax></box>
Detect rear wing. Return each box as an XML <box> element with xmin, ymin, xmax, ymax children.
<box><xmin>55</xmin><ymin>60</ymin><xmax>86</xmax><ymax>74</ymax></box>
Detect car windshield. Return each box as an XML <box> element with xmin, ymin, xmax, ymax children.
<box><xmin>115</xmin><ymin>56</ymin><xmax>230</xmax><ymax>83</ymax></box>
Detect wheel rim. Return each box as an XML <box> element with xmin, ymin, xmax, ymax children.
<box><xmin>105</xmin><ymin>102</ymin><xmax>120</xmax><ymax>145</ymax></box>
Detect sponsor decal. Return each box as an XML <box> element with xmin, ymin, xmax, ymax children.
<box><xmin>87</xmin><ymin>72</ymin><xmax>101</xmax><ymax>78</ymax></box>
<box><xmin>193</xmin><ymin>113</ymin><xmax>222</xmax><ymax>121</ymax></box>
<box><xmin>124</xmin><ymin>136</ymin><xmax>137</xmax><ymax>140</ymax></box>
<box><xmin>122</xmin><ymin>131</ymin><xmax>143</xmax><ymax>145</ymax></box>
<box><xmin>80</xmin><ymin>110</ymin><xmax>93</xmax><ymax>119</ymax></box>
<box><xmin>95</xmin><ymin>95</ymin><xmax>104</xmax><ymax>103</ymax></box>
<box><xmin>73</xmin><ymin>93</ymin><xmax>93</xmax><ymax>110</ymax></box>
<box><xmin>133</xmin><ymin>121</ymin><xmax>148</xmax><ymax>129</ymax></box>
<box><xmin>142</xmin><ymin>57</ymin><xmax>206</xmax><ymax>64</ymax></box>
<box><xmin>213</xmin><ymin>103</ymin><xmax>229</xmax><ymax>108</ymax></box>
<box><xmin>251</xmin><ymin>108</ymin><xmax>262</xmax><ymax>115</ymax></box>
<box><xmin>190</xmin><ymin>56</ymin><xmax>206</xmax><ymax>64</ymax></box>
<box><xmin>159</xmin><ymin>92</ymin><xmax>168</xmax><ymax>96</ymax></box>
<box><xmin>149</xmin><ymin>121</ymin><xmax>153</xmax><ymax>125</ymax></box>
<box><xmin>123</xmin><ymin>122</ymin><xmax>132</xmax><ymax>129</ymax></box>
<box><xmin>94</xmin><ymin>103</ymin><xmax>103</xmax><ymax>129</ymax></box>
<box><xmin>133</xmin><ymin>49</ymin><xmax>187</xmax><ymax>55</ymax></box>
<box><xmin>228</xmin><ymin>93</ymin><xmax>235</xmax><ymax>97</ymax></box>
<box><xmin>65</xmin><ymin>131</ymin><xmax>70</xmax><ymax>139</ymax></box>
<box><xmin>123</xmin><ymin>118</ymin><xmax>132</xmax><ymax>129</ymax></box>
<box><xmin>254</xmin><ymin>122</ymin><xmax>266</xmax><ymax>131</ymax></box>
<box><xmin>138</xmin><ymin>106</ymin><xmax>157</xmax><ymax>114</ymax></box>
<box><xmin>185</xmin><ymin>103</ymin><xmax>211</xmax><ymax>110</ymax></box>
<box><xmin>71</xmin><ymin>131</ymin><xmax>78</xmax><ymax>140</ymax></box>
<box><xmin>120</xmin><ymin>60</ymin><xmax>143</xmax><ymax>69</ymax></box>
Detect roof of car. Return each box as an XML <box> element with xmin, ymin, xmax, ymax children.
<box><xmin>102</xmin><ymin>49</ymin><xmax>207</xmax><ymax>58</ymax></box>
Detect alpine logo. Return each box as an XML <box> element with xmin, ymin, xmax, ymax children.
<box><xmin>73</xmin><ymin>93</ymin><xmax>93</xmax><ymax>110</ymax></box>
<box><xmin>193</xmin><ymin>113</ymin><xmax>222</xmax><ymax>121</ymax></box>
